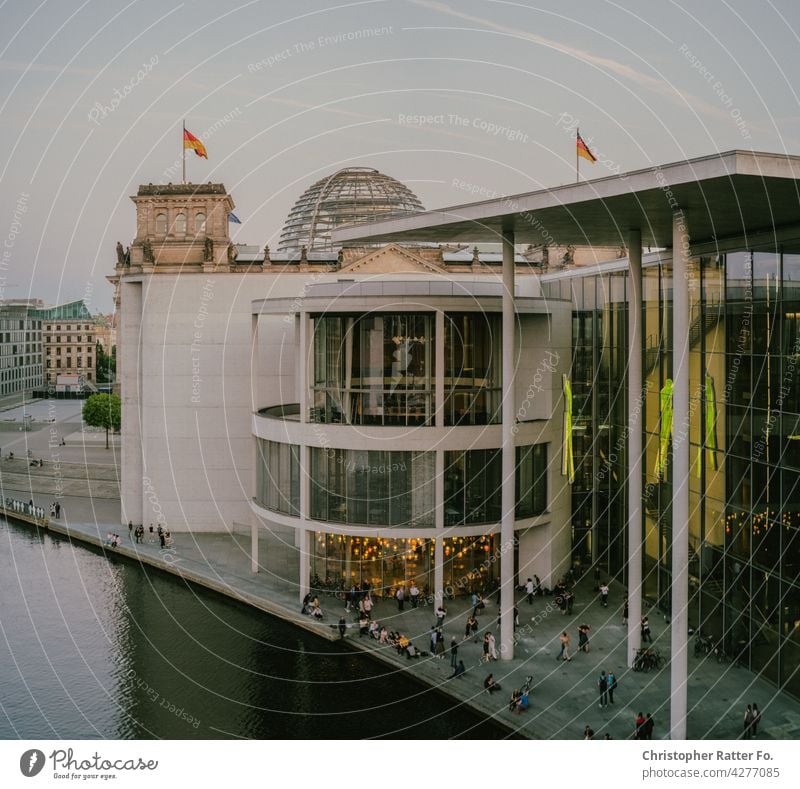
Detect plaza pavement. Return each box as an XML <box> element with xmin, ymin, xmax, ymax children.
<box><xmin>5</xmin><ymin>477</ymin><xmax>800</xmax><ymax>740</ymax></box>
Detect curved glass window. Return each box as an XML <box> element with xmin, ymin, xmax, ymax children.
<box><xmin>174</xmin><ymin>212</ymin><xmax>187</xmax><ymax>234</ymax></box>
<box><xmin>155</xmin><ymin>213</ymin><xmax>167</xmax><ymax>235</ymax></box>
<box><xmin>194</xmin><ymin>212</ymin><xmax>206</xmax><ymax>233</ymax></box>
<box><xmin>312</xmin><ymin>314</ymin><xmax>434</xmax><ymax>426</ymax></box>
<box><xmin>443</xmin><ymin>444</ymin><xmax>548</xmax><ymax>526</ymax></box>
<box><xmin>516</xmin><ymin>443</ymin><xmax>548</xmax><ymax>518</ymax></box>
<box><xmin>310</xmin><ymin>448</ymin><xmax>434</xmax><ymax>527</ymax></box>
<box><xmin>445</xmin><ymin>313</ymin><xmax>502</xmax><ymax>425</ymax></box>
<box><xmin>444</xmin><ymin>449</ymin><xmax>501</xmax><ymax>526</ymax></box>
<box><xmin>256</xmin><ymin>440</ymin><xmax>300</xmax><ymax>515</ymax></box>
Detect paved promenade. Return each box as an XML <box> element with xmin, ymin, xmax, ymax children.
<box><xmin>4</xmin><ymin>483</ymin><xmax>800</xmax><ymax>740</ymax></box>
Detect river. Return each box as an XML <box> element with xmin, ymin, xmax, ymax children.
<box><xmin>0</xmin><ymin>517</ymin><xmax>508</xmax><ymax>739</ymax></box>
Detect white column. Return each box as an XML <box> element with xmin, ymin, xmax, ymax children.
<box><xmin>299</xmin><ymin>444</ymin><xmax>311</xmax><ymax>601</ymax></box>
<box><xmin>627</xmin><ymin>230</ymin><xmax>643</xmax><ymax>664</ymax></box>
<box><xmin>500</xmin><ymin>227</ymin><xmax>516</xmax><ymax>660</ymax></box>
<box><xmin>251</xmin><ymin>519</ymin><xmax>259</xmax><ymax>574</ymax></box>
<box><xmin>120</xmin><ymin>280</ymin><xmax>143</xmax><ymax>527</ymax></box>
<box><xmin>434</xmin><ymin>449</ymin><xmax>444</xmax><ymax>602</ymax></box>
<box><xmin>251</xmin><ymin>313</ymin><xmax>260</xmax><ymax>575</ymax></box>
<box><xmin>435</xmin><ymin>310</ymin><xmax>445</xmax><ymax>428</ymax></box>
<box><xmin>299</xmin><ymin>529</ymin><xmax>310</xmax><ymax>603</ymax></box>
<box><xmin>299</xmin><ymin>311</ymin><xmax>308</xmax><ymax>423</ymax></box>
<box><xmin>671</xmin><ymin>210</ymin><xmax>690</xmax><ymax>740</ymax></box>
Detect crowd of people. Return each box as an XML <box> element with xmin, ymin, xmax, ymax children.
<box><xmin>130</xmin><ymin>523</ymin><xmax>173</xmax><ymax>548</ymax></box>
<box><xmin>316</xmin><ymin>568</ymin><xmax>760</xmax><ymax>740</ymax></box>
<box><xmin>4</xmin><ymin>497</ymin><xmax>49</xmax><ymax>521</ymax></box>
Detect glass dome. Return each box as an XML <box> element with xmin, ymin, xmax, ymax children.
<box><xmin>278</xmin><ymin>167</ymin><xmax>424</xmax><ymax>252</ymax></box>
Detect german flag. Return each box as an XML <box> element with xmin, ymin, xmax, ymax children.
<box><xmin>183</xmin><ymin>128</ymin><xmax>208</xmax><ymax>159</ymax></box>
<box><xmin>576</xmin><ymin>132</ymin><xmax>597</xmax><ymax>163</ymax></box>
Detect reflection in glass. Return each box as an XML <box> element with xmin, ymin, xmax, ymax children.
<box><xmin>310</xmin><ymin>448</ymin><xmax>434</xmax><ymax>527</ymax></box>
<box><xmin>312</xmin><ymin>314</ymin><xmax>434</xmax><ymax>426</ymax></box>
<box><xmin>444</xmin><ymin>313</ymin><xmax>502</xmax><ymax>425</ymax></box>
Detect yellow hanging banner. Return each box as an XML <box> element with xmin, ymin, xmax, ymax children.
<box><xmin>562</xmin><ymin>374</ymin><xmax>575</xmax><ymax>484</ymax></box>
<box><xmin>655</xmin><ymin>378</ymin><xmax>673</xmax><ymax>479</ymax></box>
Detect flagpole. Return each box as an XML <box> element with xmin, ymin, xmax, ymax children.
<box><xmin>182</xmin><ymin>120</ymin><xmax>186</xmax><ymax>184</ymax></box>
<box><xmin>576</xmin><ymin>127</ymin><xmax>580</xmax><ymax>183</ymax></box>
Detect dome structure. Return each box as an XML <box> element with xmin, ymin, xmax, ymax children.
<box><xmin>278</xmin><ymin>167</ymin><xmax>424</xmax><ymax>252</ymax></box>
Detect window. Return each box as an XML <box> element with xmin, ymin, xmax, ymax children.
<box><xmin>195</xmin><ymin>212</ymin><xmax>206</xmax><ymax>233</ymax></box>
<box><xmin>174</xmin><ymin>213</ymin><xmax>187</xmax><ymax>234</ymax></box>
<box><xmin>256</xmin><ymin>441</ymin><xmax>300</xmax><ymax>516</ymax></box>
<box><xmin>311</xmin><ymin>313</ymin><xmax>435</xmax><ymax>426</ymax></box>
<box><xmin>444</xmin><ymin>449</ymin><xmax>502</xmax><ymax>526</ymax></box>
<box><xmin>516</xmin><ymin>444</ymin><xmax>548</xmax><ymax>518</ymax></box>
<box><xmin>155</xmin><ymin>213</ymin><xmax>167</xmax><ymax>234</ymax></box>
<box><xmin>310</xmin><ymin>448</ymin><xmax>434</xmax><ymax>527</ymax></box>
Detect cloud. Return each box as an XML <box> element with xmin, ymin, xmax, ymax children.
<box><xmin>409</xmin><ymin>0</ymin><xmax>733</xmax><ymax>122</ymax></box>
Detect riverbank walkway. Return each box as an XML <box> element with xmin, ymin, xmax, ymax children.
<box><xmin>4</xmin><ymin>486</ymin><xmax>800</xmax><ymax>741</ymax></box>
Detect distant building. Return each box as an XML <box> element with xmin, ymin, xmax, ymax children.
<box><xmin>37</xmin><ymin>300</ymin><xmax>96</xmax><ymax>388</ymax></box>
<box><xmin>94</xmin><ymin>313</ymin><xmax>117</xmax><ymax>355</ymax></box>
<box><xmin>0</xmin><ymin>299</ymin><xmax>44</xmax><ymax>397</ymax></box>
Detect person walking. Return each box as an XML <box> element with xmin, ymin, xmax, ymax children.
<box><xmin>751</xmin><ymin>704</ymin><xmax>761</xmax><ymax>738</ymax></box>
<box><xmin>435</xmin><ymin>605</ymin><xmax>447</xmax><ymax>628</ymax></box>
<box><xmin>644</xmin><ymin>712</ymin><xmax>654</xmax><ymax>740</ymax></box>
<box><xmin>338</xmin><ymin>616</ymin><xmax>347</xmax><ymax>639</ymax></box>
<box><xmin>430</xmin><ymin>626</ymin><xmax>438</xmax><ymax>655</ymax></box>
<box><xmin>599</xmin><ymin>582</ymin><xmax>609</xmax><ymax>607</ymax></box>
<box><xmin>526</xmin><ymin>577</ymin><xmax>534</xmax><ymax>604</ymax></box>
<box><xmin>464</xmin><ymin>615</ymin><xmax>475</xmax><ymax>641</ymax></box>
<box><xmin>578</xmin><ymin>624</ymin><xmax>591</xmax><ymax>653</ymax></box>
<box><xmin>482</xmin><ymin>633</ymin><xmax>491</xmax><ymax>663</ymax></box>
<box><xmin>449</xmin><ymin>636</ymin><xmax>459</xmax><ymax>669</ymax></box>
<box><xmin>634</xmin><ymin>712</ymin><xmax>646</xmax><ymax>740</ymax></box>
<box><xmin>128</xmin><ymin>521</ymin><xmax>133</xmax><ymax>539</ymax></box>
<box><xmin>583</xmin><ymin>725</ymin><xmax>594</xmax><ymax>740</ymax></box>
<box><xmin>622</xmin><ymin>596</ymin><xmax>629</xmax><ymax>625</ymax></box>
<box><xmin>743</xmin><ymin>704</ymin><xmax>754</xmax><ymax>740</ymax></box>
<box><xmin>396</xmin><ymin>586</ymin><xmax>405</xmax><ymax>611</ymax></box>
<box><xmin>487</xmin><ymin>632</ymin><xmax>498</xmax><ymax>661</ymax></box>
<box><xmin>470</xmin><ymin>615</ymin><xmax>479</xmax><ymax>643</ymax></box>
<box><xmin>410</xmin><ymin>583</ymin><xmax>420</xmax><ymax>608</ymax></box>
<box><xmin>598</xmin><ymin>670</ymin><xmax>609</xmax><ymax>708</ymax></box>
<box><xmin>435</xmin><ymin>629</ymin><xmax>446</xmax><ymax>660</ymax></box>
<box><xmin>607</xmin><ymin>671</ymin><xmax>617</xmax><ymax>704</ymax></box>
<box><xmin>557</xmin><ymin>631</ymin><xmax>571</xmax><ymax>661</ymax></box>
<box><xmin>641</xmin><ymin>616</ymin><xmax>652</xmax><ymax>643</ymax></box>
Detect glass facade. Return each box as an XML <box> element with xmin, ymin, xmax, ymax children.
<box><xmin>255</xmin><ymin>439</ymin><xmax>300</xmax><ymax>516</ymax></box>
<box><xmin>444</xmin><ymin>313</ymin><xmax>502</xmax><ymax>425</ymax></box>
<box><xmin>550</xmin><ymin>245</ymin><xmax>800</xmax><ymax>700</ymax></box>
<box><xmin>312</xmin><ymin>313</ymin><xmax>434</xmax><ymax>426</ymax></box>
<box><xmin>310</xmin><ymin>534</ymin><xmax>498</xmax><ymax>597</ymax></box>
<box><xmin>310</xmin><ymin>448</ymin><xmax>435</xmax><ymax>527</ymax></box>
<box><xmin>565</xmin><ymin>273</ymin><xmax>629</xmax><ymax>576</ymax></box>
<box><xmin>443</xmin><ymin>445</ymin><xmax>547</xmax><ymax>526</ymax></box>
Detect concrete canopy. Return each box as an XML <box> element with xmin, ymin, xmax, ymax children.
<box><xmin>332</xmin><ymin>150</ymin><xmax>800</xmax><ymax>248</ymax></box>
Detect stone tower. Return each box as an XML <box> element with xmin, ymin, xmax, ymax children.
<box><xmin>128</xmin><ymin>183</ymin><xmax>235</xmax><ymax>270</ymax></box>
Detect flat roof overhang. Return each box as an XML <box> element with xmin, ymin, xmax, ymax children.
<box><xmin>332</xmin><ymin>150</ymin><xmax>800</xmax><ymax>248</ymax></box>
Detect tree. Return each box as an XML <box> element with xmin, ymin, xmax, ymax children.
<box><xmin>82</xmin><ymin>393</ymin><xmax>121</xmax><ymax>449</ymax></box>
<box><xmin>95</xmin><ymin>342</ymin><xmax>117</xmax><ymax>384</ymax></box>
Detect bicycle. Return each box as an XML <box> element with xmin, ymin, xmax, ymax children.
<box><xmin>633</xmin><ymin>647</ymin><xmax>665</xmax><ymax>672</ymax></box>
<box><xmin>694</xmin><ymin>632</ymin><xmax>714</xmax><ymax>658</ymax></box>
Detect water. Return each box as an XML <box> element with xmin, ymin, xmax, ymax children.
<box><xmin>0</xmin><ymin>518</ymin><xmax>508</xmax><ymax>739</ymax></box>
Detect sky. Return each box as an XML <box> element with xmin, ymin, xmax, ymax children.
<box><xmin>1</xmin><ymin>0</ymin><xmax>799</xmax><ymax>312</ymax></box>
